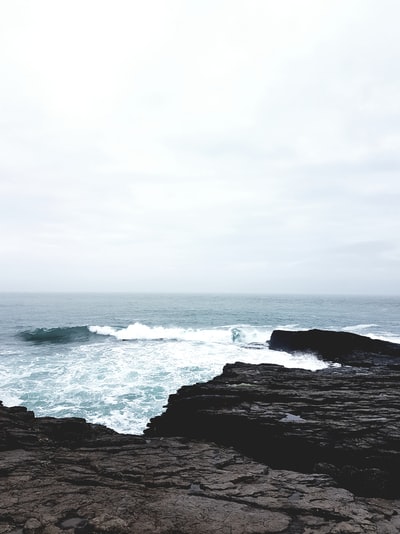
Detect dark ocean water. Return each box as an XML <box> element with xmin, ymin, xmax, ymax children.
<box><xmin>1</xmin><ymin>293</ymin><xmax>399</xmax><ymax>433</ymax></box>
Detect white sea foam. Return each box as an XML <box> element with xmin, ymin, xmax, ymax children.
<box><xmin>342</xmin><ymin>324</ymin><xmax>379</xmax><ymax>331</ymax></box>
<box><xmin>89</xmin><ymin>322</ymin><xmax>272</xmax><ymax>344</ymax></box>
<box><xmin>0</xmin><ymin>391</ymin><xmax>22</xmax><ymax>407</ymax></box>
<box><xmin>366</xmin><ymin>333</ymin><xmax>400</xmax><ymax>344</ymax></box>
<box><xmin>0</xmin><ymin>330</ymin><xmax>328</xmax><ymax>434</ymax></box>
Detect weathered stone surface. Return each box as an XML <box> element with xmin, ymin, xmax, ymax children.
<box><xmin>146</xmin><ymin>363</ymin><xmax>400</xmax><ymax>498</ymax></box>
<box><xmin>0</xmin><ymin>417</ymin><xmax>399</xmax><ymax>532</ymax></box>
<box><xmin>1</xmin><ymin>400</ymin><xmax>400</xmax><ymax>533</ymax></box>
<box><xmin>268</xmin><ymin>329</ymin><xmax>400</xmax><ymax>366</ymax></box>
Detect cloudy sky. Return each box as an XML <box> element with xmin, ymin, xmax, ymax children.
<box><xmin>1</xmin><ymin>1</ymin><xmax>399</xmax><ymax>294</ymax></box>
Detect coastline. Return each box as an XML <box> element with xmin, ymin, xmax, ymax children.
<box><xmin>1</xmin><ymin>329</ymin><xmax>400</xmax><ymax>533</ymax></box>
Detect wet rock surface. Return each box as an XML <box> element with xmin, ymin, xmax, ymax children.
<box><xmin>268</xmin><ymin>329</ymin><xmax>400</xmax><ymax>367</ymax></box>
<box><xmin>2</xmin><ymin>330</ymin><xmax>400</xmax><ymax>533</ymax></box>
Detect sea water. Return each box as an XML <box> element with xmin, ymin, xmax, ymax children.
<box><xmin>1</xmin><ymin>293</ymin><xmax>399</xmax><ymax>434</ymax></box>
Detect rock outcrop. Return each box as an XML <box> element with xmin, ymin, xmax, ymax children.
<box><xmin>145</xmin><ymin>362</ymin><xmax>400</xmax><ymax>498</ymax></box>
<box><xmin>1</xmin><ymin>400</ymin><xmax>400</xmax><ymax>534</ymax></box>
<box><xmin>2</xmin><ymin>329</ymin><xmax>400</xmax><ymax>533</ymax></box>
<box><xmin>269</xmin><ymin>328</ymin><xmax>400</xmax><ymax>366</ymax></box>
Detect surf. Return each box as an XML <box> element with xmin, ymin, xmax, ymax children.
<box><xmin>18</xmin><ymin>326</ymin><xmax>101</xmax><ymax>344</ymax></box>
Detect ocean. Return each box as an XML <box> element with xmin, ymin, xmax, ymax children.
<box><xmin>1</xmin><ymin>293</ymin><xmax>399</xmax><ymax>434</ymax></box>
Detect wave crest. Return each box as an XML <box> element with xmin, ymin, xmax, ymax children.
<box><xmin>19</xmin><ymin>326</ymin><xmax>96</xmax><ymax>344</ymax></box>
<box><xmin>89</xmin><ymin>322</ymin><xmax>271</xmax><ymax>345</ymax></box>
<box><xmin>89</xmin><ymin>322</ymin><xmax>230</xmax><ymax>343</ymax></box>
<box><xmin>18</xmin><ymin>323</ymin><xmax>271</xmax><ymax>346</ymax></box>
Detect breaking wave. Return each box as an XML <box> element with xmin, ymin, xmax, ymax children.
<box><xmin>18</xmin><ymin>326</ymin><xmax>100</xmax><ymax>344</ymax></box>
<box><xmin>89</xmin><ymin>322</ymin><xmax>243</xmax><ymax>343</ymax></box>
<box><xmin>18</xmin><ymin>323</ymin><xmax>250</xmax><ymax>345</ymax></box>
<box><xmin>19</xmin><ymin>322</ymin><xmax>398</xmax><ymax>348</ymax></box>
<box><xmin>19</xmin><ymin>323</ymin><xmax>269</xmax><ymax>346</ymax></box>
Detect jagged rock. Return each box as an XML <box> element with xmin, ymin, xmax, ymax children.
<box><xmin>1</xmin><ymin>400</ymin><xmax>400</xmax><ymax>533</ymax></box>
<box><xmin>146</xmin><ymin>362</ymin><xmax>400</xmax><ymax>498</ymax></box>
<box><xmin>268</xmin><ymin>329</ymin><xmax>400</xmax><ymax>366</ymax></box>
<box><xmin>0</xmin><ymin>403</ymin><xmax>137</xmax><ymax>451</ymax></box>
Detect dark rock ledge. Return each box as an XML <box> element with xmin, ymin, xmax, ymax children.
<box><xmin>2</xmin><ymin>330</ymin><xmax>400</xmax><ymax>533</ymax></box>
<box><xmin>269</xmin><ymin>329</ymin><xmax>400</xmax><ymax>367</ymax></box>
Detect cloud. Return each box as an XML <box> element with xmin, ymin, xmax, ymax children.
<box><xmin>0</xmin><ymin>1</ymin><xmax>400</xmax><ymax>293</ymax></box>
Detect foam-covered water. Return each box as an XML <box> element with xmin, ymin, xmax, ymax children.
<box><xmin>1</xmin><ymin>293</ymin><xmax>399</xmax><ymax>433</ymax></box>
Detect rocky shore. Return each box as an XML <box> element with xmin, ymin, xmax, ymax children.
<box><xmin>1</xmin><ymin>330</ymin><xmax>400</xmax><ymax>533</ymax></box>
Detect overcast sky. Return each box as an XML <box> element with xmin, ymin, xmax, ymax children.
<box><xmin>1</xmin><ymin>1</ymin><xmax>399</xmax><ymax>294</ymax></box>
